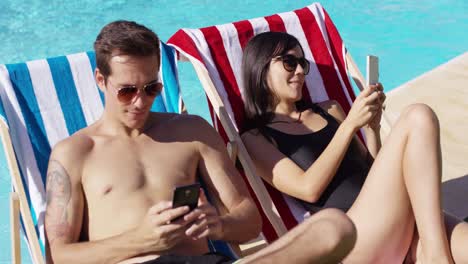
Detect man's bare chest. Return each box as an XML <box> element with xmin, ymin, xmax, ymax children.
<box><xmin>81</xmin><ymin>139</ymin><xmax>200</xmax><ymax>197</ymax></box>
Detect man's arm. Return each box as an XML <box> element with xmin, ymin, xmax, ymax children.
<box><xmin>45</xmin><ymin>139</ymin><xmax>144</xmax><ymax>264</ymax></box>
<box><xmin>187</xmin><ymin>116</ymin><xmax>262</xmax><ymax>243</ymax></box>
<box><xmin>45</xmin><ymin>159</ymin><xmax>82</xmax><ymax>248</ymax></box>
<box><xmin>45</xmin><ymin>138</ymin><xmax>191</xmax><ymax>264</ymax></box>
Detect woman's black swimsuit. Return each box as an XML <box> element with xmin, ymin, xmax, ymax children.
<box><xmin>260</xmin><ymin>104</ymin><xmax>373</xmax><ymax>212</ymax></box>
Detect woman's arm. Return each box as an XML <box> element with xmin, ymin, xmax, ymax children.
<box><xmin>242</xmin><ymin>118</ymin><xmax>355</xmax><ymax>203</ymax></box>
<box><xmin>321</xmin><ymin>100</ymin><xmax>381</xmax><ymax>159</ymax></box>
<box><xmin>361</xmin><ymin>83</ymin><xmax>385</xmax><ymax>158</ymax></box>
<box><xmin>323</xmin><ymin>83</ymin><xmax>385</xmax><ymax>159</ymax></box>
<box><xmin>242</xmin><ymin>87</ymin><xmax>381</xmax><ymax>203</ymax></box>
<box><xmin>362</xmin><ymin>125</ymin><xmax>381</xmax><ymax>158</ymax></box>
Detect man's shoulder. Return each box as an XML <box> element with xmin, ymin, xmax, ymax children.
<box><xmin>149</xmin><ymin>113</ymin><xmax>219</xmax><ymax>146</ymax></box>
<box><xmin>154</xmin><ymin>112</ymin><xmax>207</xmax><ymax>124</ymax></box>
<box><xmin>151</xmin><ymin>112</ymin><xmax>211</xmax><ymax>133</ymax></box>
<box><xmin>51</xmin><ymin>128</ymin><xmax>94</xmax><ymax>163</ymax></box>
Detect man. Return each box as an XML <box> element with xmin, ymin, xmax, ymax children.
<box><xmin>45</xmin><ymin>20</ymin><xmax>356</xmax><ymax>264</ymax></box>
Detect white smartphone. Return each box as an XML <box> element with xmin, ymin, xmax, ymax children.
<box><xmin>366</xmin><ymin>55</ymin><xmax>379</xmax><ymax>86</ymax></box>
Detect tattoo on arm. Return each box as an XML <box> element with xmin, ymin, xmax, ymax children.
<box><xmin>45</xmin><ymin>160</ymin><xmax>72</xmax><ymax>244</ymax></box>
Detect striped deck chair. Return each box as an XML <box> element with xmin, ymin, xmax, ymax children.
<box><xmin>0</xmin><ymin>42</ymin><xmax>235</xmax><ymax>263</ymax></box>
<box><xmin>168</xmin><ymin>2</ymin><xmax>373</xmax><ymax>244</ymax></box>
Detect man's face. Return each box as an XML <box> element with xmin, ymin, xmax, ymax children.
<box><xmin>97</xmin><ymin>54</ymin><xmax>160</xmax><ymax>129</ymax></box>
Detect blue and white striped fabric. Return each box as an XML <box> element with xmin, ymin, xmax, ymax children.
<box><xmin>0</xmin><ymin>41</ymin><xmax>182</xmax><ymax>254</ymax></box>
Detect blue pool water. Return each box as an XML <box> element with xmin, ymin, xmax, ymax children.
<box><xmin>0</xmin><ymin>1</ymin><xmax>467</xmax><ymax>263</ymax></box>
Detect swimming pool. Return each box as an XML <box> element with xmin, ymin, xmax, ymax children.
<box><xmin>0</xmin><ymin>0</ymin><xmax>467</xmax><ymax>263</ymax></box>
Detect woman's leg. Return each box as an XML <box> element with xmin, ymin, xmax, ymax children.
<box><xmin>447</xmin><ymin>215</ymin><xmax>468</xmax><ymax>263</ymax></box>
<box><xmin>343</xmin><ymin>104</ymin><xmax>452</xmax><ymax>264</ymax></box>
<box><xmin>243</xmin><ymin>209</ymin><xmax>356</xmax><ymax>264</ymax></box>
<box><xmin>407</xmin><ymin>213</ymin><xmax>468</xmax><ymax>263</ymax></box>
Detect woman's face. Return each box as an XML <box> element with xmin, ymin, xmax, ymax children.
<box><xmin>265</xmin><ymin>45</ymin><xmax>306</xmax><ymax>105</ymax></box>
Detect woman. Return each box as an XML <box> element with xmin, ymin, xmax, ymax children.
<box><xmin>241</xmin><ymin>32</ymin><xmax>468</xmax><ymax>264</ymax></box>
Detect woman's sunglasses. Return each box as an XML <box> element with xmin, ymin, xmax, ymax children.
<box><xmin>115</xmin><ymin>80</ymin><xmax>163</xmax><ymax>103</ymax></box>
<box><xmin>277</xmin><ymin>54</ymin><xmax>310</xmax><ymax>75</ymax></box>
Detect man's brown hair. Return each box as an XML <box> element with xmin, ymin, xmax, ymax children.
<box><xmin>94</xmin><ymin>20</ymin><xmax>160</xmax><ymax>79</ymax></box>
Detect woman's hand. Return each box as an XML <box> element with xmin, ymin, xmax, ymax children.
<box><xmin>366</xmin><ymin>83</ymin><xmax>386</xmax><ymax>130</ymax></box>
<box><xmin>344</xmin><ymin>84</ymin><xmax>385</xmax><ymax>132</ymax></box>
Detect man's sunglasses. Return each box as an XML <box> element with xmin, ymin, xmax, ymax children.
<box><xmin>277</xmin><ymin>54</ymin><xmax>310</xmax><ymax>75</ymax></box>
<box><xmin>115</xmin><ymin>80</ymin><xmax>162</xmax><ymax>103</ymax></box>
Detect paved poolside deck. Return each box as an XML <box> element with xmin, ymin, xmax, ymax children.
<box><xmin>380</xmin><ymin>52</ymin><xmax>468</xmax><ymax>219</ymax></box>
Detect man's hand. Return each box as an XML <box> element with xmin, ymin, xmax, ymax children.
<box><xmin>135</xmin><ymin>201</ymin><xmax>192</xmax><ymax>253</ymax></box>
<box><xmin>184</xmin><ymin>190</ymin><xmax>224</xmax><ymax>241</ymax></box>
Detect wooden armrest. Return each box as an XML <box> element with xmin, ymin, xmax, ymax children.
<box><xmin>226</xmin><ymin>141</ymin><xmax>238</xmax><ymax>163</ymax></box>
<box><xmin>10</xmin><ymin>192</ymin><xmax>21</xmax><ymax>264</ymax></box>
<box><xmin>238</xmin><ymin>234</ymin><xmax>268</xmax><ymax>257</ymax></box>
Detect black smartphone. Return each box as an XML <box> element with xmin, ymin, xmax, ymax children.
<box><xmin>172</xmin><ymin>183</ymin><xmax>201</xmax><ymax>212</ymax></box>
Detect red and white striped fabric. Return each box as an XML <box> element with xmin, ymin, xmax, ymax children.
<box><xmin>168</xmin><ymin>2</ymin><xmax>357</xmax><ymax>242</ymax></box>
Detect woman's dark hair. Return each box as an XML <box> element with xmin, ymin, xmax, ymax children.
<box><xmin>242</xmin><ymin>31</ymin><xmax>308</xmax><ymax>131</ymax></box>
<box><xmin>94</xmin><ymin>20</ymin><xmax>160</xmax><ymax>79</ymax></box>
